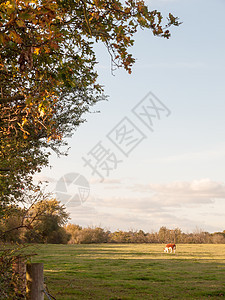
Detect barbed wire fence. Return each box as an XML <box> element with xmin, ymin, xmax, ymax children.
<box><xmin>43</xmin><ymin>282</ymin><xmax>57</xmax><ymax>300</ymax></box>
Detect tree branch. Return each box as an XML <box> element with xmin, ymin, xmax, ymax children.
<box><xmin>0</xmin><ymin>95</ymin><xmax>25</xmax><ymax>105</ymax></box>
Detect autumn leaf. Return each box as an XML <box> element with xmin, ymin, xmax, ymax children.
<box><xmin>34</xmin><ymin>47</ymin><xmax>40</xmax><ymax>55</ymax></box>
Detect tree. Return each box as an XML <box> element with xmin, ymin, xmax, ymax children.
<box><xmin>24</xmin><ymin>199</ymin><xmax>70</xmax><ymax>243</ymax></box>
<box><xmin>0</xmin><ymin>0</ymin><xmax>180</xmax><ymax>202</ymax></box>
<box><xmin>0</xmin><ymin>205</ymin><xmax>25</xmax><ymax>243</ymax></box>
<box><xmin>0</xmin><ymin>193</ymin><xmax>71</xmax><ymax>243</ymax></box>
<box><xmin>110</xmin><ymin>230</ymin><xmax>132</xmax><ymax>243</ymax></box>
<box><xmin>65</xmin><ymin>225</ymin><xmax>110</xmax><ymax>244</ymax></box>
<box><xmin>65</xmin><ymin>224</ymin><xmax>83</xmax><ymax>244</ymax></box>
<box><xmin>158</xmin><ymin>226</ymin><xmax>168</xmax><ymax>243</ymax></box>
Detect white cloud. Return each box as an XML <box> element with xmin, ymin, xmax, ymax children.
<box><xmin>40</xmin><ymin>177</ymin><xmax>225</xmax><ymax>232</ymax></box>
<box><xmin>130</xmin><ymin>179</ymin><xmax>225</xmax><ymax>206</ymax></box>
<box><xmin>88</xmin><ymin>178</ymin><xmax>225</xmax><ymax>211</ymax></box>
<box><xmin>67</xmin><ymin>201</ymin><xmax>215</xmax><ymax>233</ymax></box>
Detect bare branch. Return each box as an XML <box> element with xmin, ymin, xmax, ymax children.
<box><xmin>0</xmin><ymin>95</ymin><xmax>25</xmax><ymax>105</ymax></box>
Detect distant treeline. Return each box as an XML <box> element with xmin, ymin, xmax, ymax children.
<box><xmin>65</xmin><ymin>225</ymin><xmax>225</xmax><ymax>244</ymax></box>
<box><xmin>1</xmin><ymin>200</ymin><xmax>225</xmax><ymax>244</ymax></box>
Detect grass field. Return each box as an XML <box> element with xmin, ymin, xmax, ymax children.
<box><xmin>28</xmin><ymin>244</ymin><xmax>225</xmax><ymax>299</ymax></box>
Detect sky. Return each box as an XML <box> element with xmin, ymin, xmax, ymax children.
<box><xmin>34</xmin><ymin>0</ymin><xmax>225</xmax><ymax>233</ymax></box>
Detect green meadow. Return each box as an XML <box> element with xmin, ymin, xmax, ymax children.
<box><xmin>28</xmin><ymin>244</ymin><xmax>225</xmax><ymax>299</ymax></box>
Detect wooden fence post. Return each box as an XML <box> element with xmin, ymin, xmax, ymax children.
<box><xmin>26</xmin><ymin>263</ymin><xmax>44</xmax><ymax>300</ymax></box>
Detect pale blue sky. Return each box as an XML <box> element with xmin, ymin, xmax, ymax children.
<box><xmin>35</xmin><ymin>0</ymin><xmax>225</xmax><ymax>233</ymax></box>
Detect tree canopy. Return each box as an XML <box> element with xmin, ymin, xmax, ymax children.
<box><xmin>0</xmin><ymin>198</ymin><xmax>70</xmax><ymax>243</ymax></box>
<box><xmin>0</xmin><ymin>0</ymin><xmax>180</xmax><ymax>203</ymax></box>
<box><xmin>24</xmin><ymin>198</ymin><xmax>70</xmax><ymax>243</ymax></box>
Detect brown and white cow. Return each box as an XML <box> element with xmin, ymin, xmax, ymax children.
<box><xmin>164</xmin><ymin>243</ymin><xmax>176</xmax><ymax>253</ymax></box>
